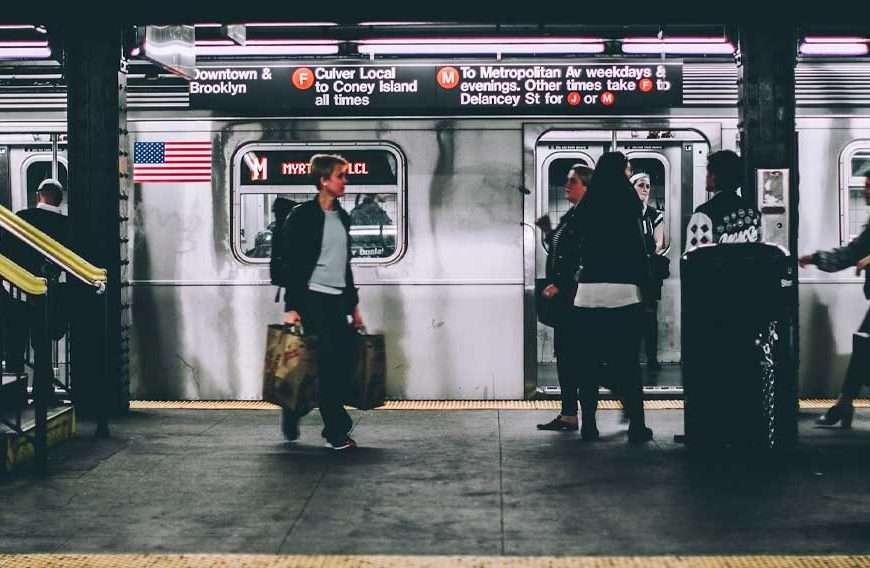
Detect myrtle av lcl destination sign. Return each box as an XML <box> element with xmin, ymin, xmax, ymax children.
<box><xmin>188</xmin><ymin>62</ymin><xmax>682</xmax><ymax>115</ymax></box>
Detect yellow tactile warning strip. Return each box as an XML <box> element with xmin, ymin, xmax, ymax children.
<box><xmin>128</xmin><ymin>399</ymin><xmax>870</xmax><ymax>411</ymax></box>
<box><xmin>802</xmin><ymin>398</ymin><xmax>870</xmax><ymax>408</ymax></box>
<box><xmin>2</xmin><ymin>555</ymin><xmax>870</xmax><ymax>568</ymax></box>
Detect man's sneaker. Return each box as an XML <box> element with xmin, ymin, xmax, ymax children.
<box><xmin>325</xmin><ymin>438</ymin><xmax>358</xmax><ymax>451</ymax></box>
<box><xmin>536</xmin><ymin>415</ymin><xmax>579</xmax><ymax>431</ymax></box>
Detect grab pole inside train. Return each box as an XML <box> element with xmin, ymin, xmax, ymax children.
<box><xmin>51</xmin><ymin>134</ymin><xmax>58</xmax><ymax>182</ymax></box>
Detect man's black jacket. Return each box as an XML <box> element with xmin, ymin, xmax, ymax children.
<box><xmin>0</xmin><ymin>207</ymin><xmax>70</xmax><ymax>275</ymax></box>
<box><xmin>279</xmin><ymin>198</ymin><xmax>358</xmax><ymax>315</ymax></box>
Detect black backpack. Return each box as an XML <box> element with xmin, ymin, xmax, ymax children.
<box><xmin>269</xmin><ymin>197</ymin><xmax>298</xmax><ymax>289</ymax></box>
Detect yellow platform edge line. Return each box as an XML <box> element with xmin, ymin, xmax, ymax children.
<box><xmin>126</xmin><ymin>399</ymin><xmax>870</xmax><ymax>411</ymax></box>
<box><xmin>2</xmin><ymin>554</ymin><xmax>870</xmax><ymax>568</ymax></box>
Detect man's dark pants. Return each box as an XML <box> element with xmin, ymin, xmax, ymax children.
<box><xmin>284</xmin><ymin>290</ymin><xmax>355</xmax><ymax>443</ymax></box>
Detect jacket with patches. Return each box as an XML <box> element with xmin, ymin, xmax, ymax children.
<box><xmin>685</xmin><ymin>190</ymin><xmax>761</xmax><ymax>252</ymax></box>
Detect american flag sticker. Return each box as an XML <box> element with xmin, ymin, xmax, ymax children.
<box><xmin>133</xmin><ymin>141</ymin><xmax>212</xmax><ymax>183</ymax></box>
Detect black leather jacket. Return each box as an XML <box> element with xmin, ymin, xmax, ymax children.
<box><xmin>543</xmin><ymin>204</ymin><xmax>583</xmax><ymax>303</ymax></box>
<box><xmin>278</xmin><ymin>198</ymin><xmax>359</xmax><ymax>315</ymax></box>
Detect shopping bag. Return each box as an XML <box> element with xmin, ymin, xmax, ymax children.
<box><xmin>262</xmin><ymin>324</ymin><xmax>319</xmax><ymax>414</ymax></box>
<box><xmin>346</xmin><ymin>332</ymin><xmax>387</xmax><ymax>410</ymax></box>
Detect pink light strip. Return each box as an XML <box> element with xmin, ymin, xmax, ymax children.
<box><xmin>0</xmin><ymin>47</ymin><xmax>52</xmax><ymax>59</ymax></box>
<box><xmin>358</xmin><ymin>37</ymin><xmax>605</xmax><ymax>56</ymax></box>
<box><xmin>622</xmin><ymin>36</ymin><xmax>729</xmax><ymax>44</ymax></box>
<box><xmin>799</xmin><ymin>42</ymin><xmax>868</xmax><ymax>56</ymax></box>
<box><xmin>803</xmin><ymin>36</ymin><xmax>867</xmax><ymax>43</ymax></box>
<box><xmin>195</xmin><ymin>39</ymin><xmax>339</xmax><ymax>56</ymax></box>
<box><xmin>622</xmin><ymin>42</ymin><xmax>735</xmax><ymax>55</ymax></box>
<box><xmin>360</xmin><ymin>37</ymin><xmax>604</xmax><ymax>45</ymax></box>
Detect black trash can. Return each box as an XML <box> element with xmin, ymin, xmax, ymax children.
<box><xmin>681</xmin><ymin>243</ymin><xmax>797</xmax><ymax>451</ymax></box>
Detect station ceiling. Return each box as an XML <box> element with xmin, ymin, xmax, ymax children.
<box><xmin>3</xmin><ymin>0</ymin><xmax>870</xmax><ymax>26</ymax></box>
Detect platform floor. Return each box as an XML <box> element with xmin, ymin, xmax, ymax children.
<box><xmin>2</xmin><ymin>407</ymin><xmax>870</xmax><ymax>560</ymax></box>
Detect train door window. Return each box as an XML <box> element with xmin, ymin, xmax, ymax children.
<box><xmin>24</xmin><ymin>158</ymin><xmax>68</xmax><ymax>210</ymax></box>
<box><xmin>232</xmin><ymin>144</ymin><xmax>405</xmax><ymax>264</ymax></box>
<box><xmin>842</xmin><ymin>147</ymin><xmax>870</xmax><ymax>244</ymax></box>
<box><xmin>545</xmin><ymin>154</ymin><xmax>593</xmax><ymax>221</ymax></box>
<box><xmin>627</xmin><ymin>154</ymin><xmax>668</xmax><ymax>251</ymax></box>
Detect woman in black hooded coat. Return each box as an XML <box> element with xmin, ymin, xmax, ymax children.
<box><xmin>572</xmin><ymin>151</ymin><xmax>654</xmax><ymax>443</ymax></box>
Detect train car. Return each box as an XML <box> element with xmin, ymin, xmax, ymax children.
<box><xmin>0</xmin><ymin>59</ymin><xmax>868</xmax><ymax>401</ymax></box>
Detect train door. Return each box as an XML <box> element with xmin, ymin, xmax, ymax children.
<box><xmin>527</xmin><ymin>128</ymin><xmax>710</xmax><ymax>396</ymax></box>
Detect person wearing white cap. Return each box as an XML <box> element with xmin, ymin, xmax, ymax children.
<box><xmin>0</xmin><ymin>178</ymin><xmax>70</xmax><ymax>373</ymax></box>
<box><xmin>631</xmin><ymin>172</ymin><xmax>666</xmax><ymax>374</ymax></box>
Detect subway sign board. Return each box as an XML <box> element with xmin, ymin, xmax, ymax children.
<box><xmin>239</xmin><ymin>149</ymin><xmax>398</xmax><ymax>187</ymax></box>
<box><xmin>189</xmin><ymin>62</ymin><xmax>682</xmax><ymax>115</ymax></box>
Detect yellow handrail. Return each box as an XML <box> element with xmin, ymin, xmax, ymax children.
<box><xmin>0</xmin><ymin>205</ymin><xmax>107</xmax><ymax>292</ymax></box>
<box><xmin>0</xmin><ymin>254</ymin><xmax>47</xmax><ymax>296</ymax></box>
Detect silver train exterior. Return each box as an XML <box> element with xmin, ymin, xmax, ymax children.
<box><xmin>0</xmin><ymin>61</ymin><xmax>868</xmax><ymax>400</ymax></box>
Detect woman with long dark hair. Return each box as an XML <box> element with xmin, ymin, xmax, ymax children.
<box><xmin>573</xmin><ymin>152</ymin><xmax>653</xmax><ymax>442</ymax></box>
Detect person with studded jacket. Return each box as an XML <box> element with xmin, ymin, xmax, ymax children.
<box><xmin>685</xmin><ymin>150</ymin><xmax>761</xmax><ymax>252</ymax></box>
<box><xmin>535</xmin><ymin>163</ymin><xmax>593</xmax><ymax>432</ymax></box>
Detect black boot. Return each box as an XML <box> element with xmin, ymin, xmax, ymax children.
<box><xmin>281</xmin><ymin>408</ymin><xmax>300</xmax><ymax>441</ymax></box>
<box><xmin>580</xmin><ymin>402</ymin><xmax>599</xmax><ymax>441</ymax></box>
<box><xmin>624</xmin><ymin>394</ymin><xmax>653</xmax><ymax>443</ymax></box>
<box><xmin>628</xmin><ymin>425</ymin><xmax>653</xmax><ymax>443</ymax></box>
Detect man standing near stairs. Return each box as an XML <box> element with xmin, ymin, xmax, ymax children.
<box><xmin>0</xmin><ymin>178</ymin><xmax>70</xmax><ymax>374</ymax></box>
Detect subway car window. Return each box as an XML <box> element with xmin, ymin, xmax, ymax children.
<box><xmin>846</xmin><ymin>149</ymin><xmax>870</xmax><ymax>242</ymax></box>
<box><xmin>233</xmin><ymin>145</ymin><xmax>404</xmax><ymax>264</ymax></box>
<box><xmin>239</xmin><ymin>192</ymin><xmax>399</xmax><ymax>260</ymax></box>
<box><xmin>26</xmin><ymin>160</ymin><xmax>68</xmax><ymax>209</ymax></box>
<box><xmin>547</xmin><ymin>157</ymin><xmax>591</xmax><ymax>221</ymax></box>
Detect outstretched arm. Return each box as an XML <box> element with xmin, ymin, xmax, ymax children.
<box><xmin>807</xmin><ymin>224</ymin><xmax>870</xmax><ymax>273</ymax></box>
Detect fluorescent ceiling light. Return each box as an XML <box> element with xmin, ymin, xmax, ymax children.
<box><xmin>623</xmin><ymin>36</ymin><xmax>729</xmax><ymax>44</ymax></box>
<box><xmin>0</xmin><ymin>41</ymin><xmax>48</xmax><ymax>47</ymax></box>
<box><xmin>359</xmin><ymin>37</ymin><xmax>604</xmax><ymax>56</ymax></box>
<box><xmin>245</xmin><ymin>22</ymin><xmax>338</xmax><ymax>27</ymax></box>
<box><xmin>621</xmin><ymin>39</ymin><xmax>735</xmax><ymax>55</ymax></box>
<box><xmin>0</xmin><ymin>40</ymin><xmax>50</xmax><ymax>59</ymax></box>
<box><xmin>358</xmin><ymin>21</ymin><xmax>436</xmax><ymax>26</ymax></box>
<box><xmin>799</xmin><ymin>42</ymin><xmax>868</xmax><ymax>56</ymax></box>
<box><xmin>195</xmin><ymin>22</ymin><xmax>337</xmax><ymax>28</ymax></box>
<box><xmin>196</xmin><ymin>39</ymin><xmax>339</xmax><ymax>56</ymax></box>
<box><xmin>803</xmin><ymin>36</ymin><xmax>867</xmax><ymax>43</ymax></box>
<box><xmin>0</xmin><ymin>47</ymin><xmax>51</xmax><ymax>59</ymax></box>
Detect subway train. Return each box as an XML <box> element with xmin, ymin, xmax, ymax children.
<box><xmin>0</xmin><ymin>59</ymin><xmax>868</xmax><ymax>401</ymax></box>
